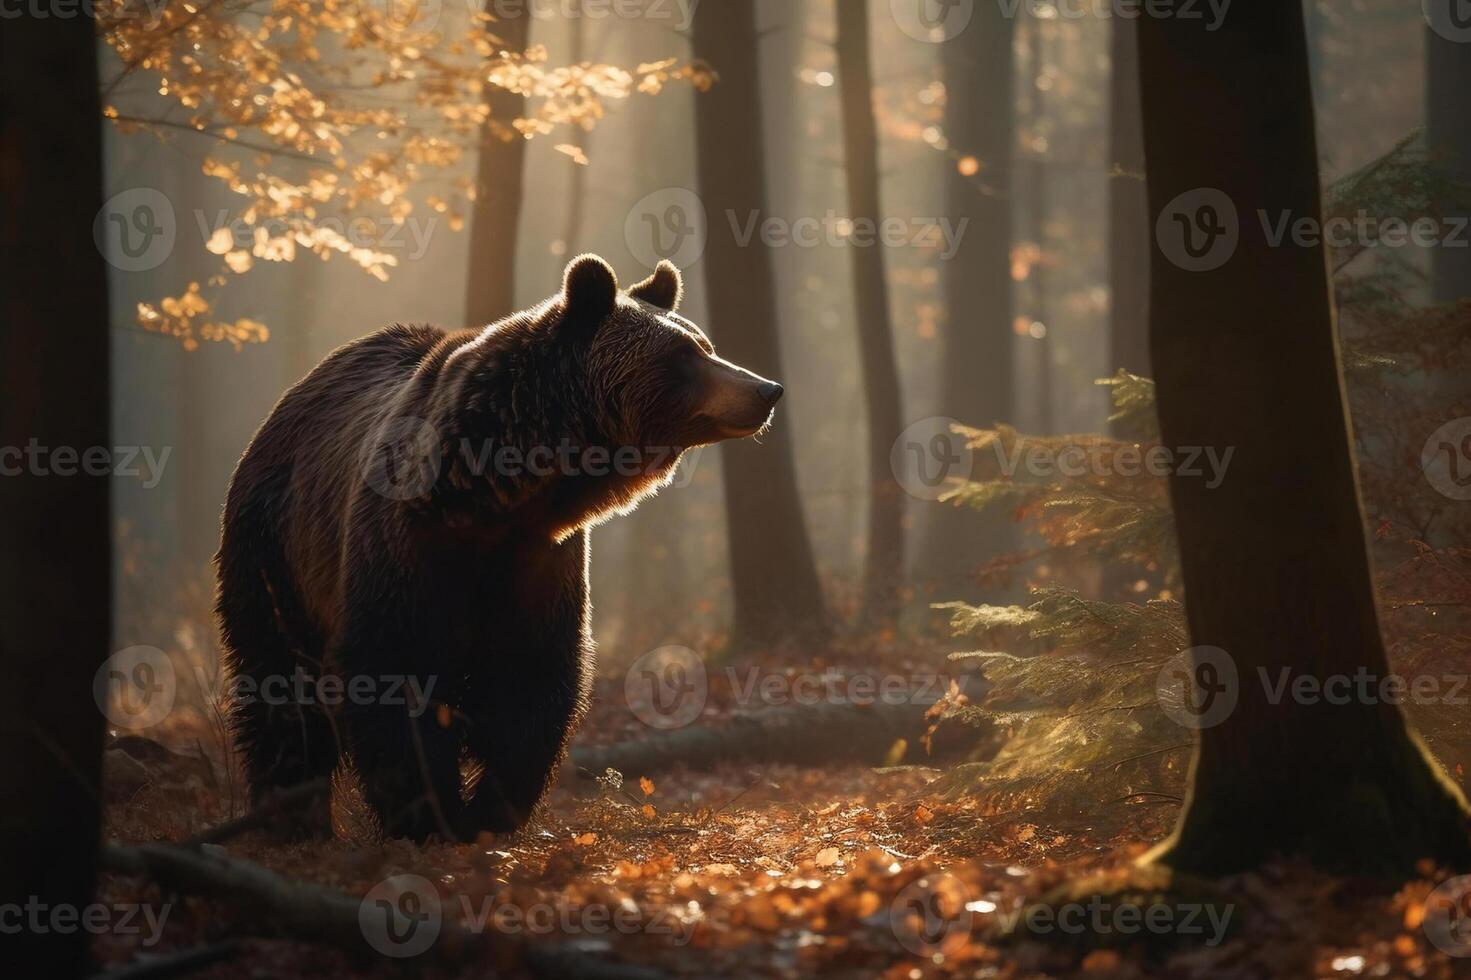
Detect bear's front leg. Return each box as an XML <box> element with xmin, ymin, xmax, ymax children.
<box><xmin>343</xmin><ymin>684</ymin><xmax>463</xmax><ymax>841</ymax></box>
<box><xmin>336</xmin><ymin>626</ymin><xmax>461</xmax><ymax>841</ymax></box>
<box><xmin>457</xmin><ymin>658</ymin><xmax>586</xmax><ymax>838</ymax></box>
<box><xmin>458</xmin><ymin>706</ymin><xmax>575</xmax><ymax>837</ymax></box>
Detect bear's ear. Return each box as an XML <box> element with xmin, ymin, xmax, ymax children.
<box><xmin>628</xmin><ymin>260</ymin><xmax>683</xmax><ymax>312</ymax></box>
<box><xmin>561</xmin><ymin>254</ymin><xmax>618</xmax><ymax>324</ymax></box>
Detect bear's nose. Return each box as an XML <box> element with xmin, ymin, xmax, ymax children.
<box><xmin>759</xmin><ymin>381</ymin><xmax>784</xmax><ymax>405</ymax></box>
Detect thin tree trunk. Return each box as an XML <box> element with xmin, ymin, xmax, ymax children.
<box><xmin>691</xmin><ymin>0</ymin><xmax>828</xmax><ymax>647</ymax></box>
<box><xmin>282</xmin><ymin>255</ymin><xmax>318</xmax><ymax>385</ymax></box>
<box><xmin>0</xmin><ymin>10</ymin><xmax>111</xmax><ymax>977</ymax></box>
<box><xmin>1427</xmin><ymin>17</ymin><xmax>1471</xmax><ymax>305</ymax></box>
<box><xmin>1136</xmin><ymin>4</ymin><xmax>1470</xmax><ymax>876</ymax></box>
<box><xmin>835</xmin><ymin>0</ymin><xmax>905</xmax><ymax>628</ymax></box>
<box><xmin>560</xmin><ymin>12</ymin><xmax>588</xmax><ymax>260</ymax></box>
<box><xmin>920</xmin><ymin>6</ymin><xmax>1016</xmax><ymax>584</ymax></box>
<box><xmin>464</xmin><ymin>8</ymin><xmax>531</xmax><ymax>325</ymax></box>
<box><xmin>1025</xmin><ymin>16</ymin><xmax>1052</xmax><ymax>435</ymax></box>
<box><xmin>1107</xmin><ymin>15</ymin><xmax>1149</xmax><ymax>388</ymax></box>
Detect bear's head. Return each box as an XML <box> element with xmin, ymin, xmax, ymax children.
<box><xmin>436</xmin><ymin>254</ymin><xmax>784</xmax><ymax>535</ymax></box>
<box><xmin>559</xmin><ymin>253</ymin><xmax>783</xmax><ymax>452</ymax></box>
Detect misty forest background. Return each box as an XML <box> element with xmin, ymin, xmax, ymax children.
<box><xmin>111</xmin><ymin>0</ymin><xmax>1464</xmax><ymax>662</ymax></box>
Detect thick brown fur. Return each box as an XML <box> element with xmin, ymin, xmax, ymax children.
<box><xmin>215</xmin><ymin>256</ymin><xmax>780</xmax><ymax>840</ymax></box>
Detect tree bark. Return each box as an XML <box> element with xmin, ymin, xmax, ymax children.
<box><xmin>691</xmin><ymin>0</ymin><xmax>829</xmax><ymax>647</ymax></box>
<box><xmin>0</xmin><ymin>10</ymin><xmax>111</xmax><ymax>977</ymax></box>
<box><xmin>835</xmin><ymin>0</ymin><xmax>905</xmax><ymax>628</ymax></box>
<box><xmin>920</xmin><ymin>7</ymin><xmax>1016</xmax><ymax>584</ymax></box>
<box><xmin>1136</xmin><ymin>4</ymin><xmax>1470</xmax><ymax>876</ymax></box>
<box><xmin>464</xmin><ymin>8</ymin><xmax>532</xmax><ymax>325</ymax></box>
<box><xmin>1427</xmin><ymin>18</ymin><xmax>1471</xmax><ymax>304</ymax></box>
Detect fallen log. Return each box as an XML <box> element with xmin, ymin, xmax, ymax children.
<box><xmin>102</xmin><ymin>843</ymin><xmax>672</xmax><ymax>979</ymax></box>
<box><xmin>567</xmin><ymin>694</ymin><xmax>987</xmax><ymax>783</ymax></box>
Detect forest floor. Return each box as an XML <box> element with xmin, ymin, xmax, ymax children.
<box><xmin>96</xmin><ymin>648</ymin><xmax>1471</xmax><ymax>980</ymax></box>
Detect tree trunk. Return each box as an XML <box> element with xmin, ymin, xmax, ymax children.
<box><xmin>0</xmin><ymin>11</ymin><xmax>111</xmax><ymax>976</ymax></box>
<box><xmin>464</xmin><ymin>8</ymin><xmax>531</xmax><ymax>325</ymax></box>
<box><xmin>559</xmin><ymin>12</ymin><xmax>588</xmax><ymax>260</ymax></box>
<box><xmin>920</xmin><ymin>6</ymin><xmax>1016</xmax><ymax>584</ymax></box>
<box><xmin>691</xmin><ymin>0</ymin><xmax>828</xmax><ymax>647</ymax></box>
<box><xmin>835</xmin><ymin>0</ymin><xmax>905</xmax><ymax>628</ymax></box>
<box><xmin>1136</xmin><ymin>4</ymin><xmax>1470</xmax><ymax>876</ymax></box>
<box><xmin>1024</xmin><ymin>16</ymin><xmax>1053</xmax><ymax>435</ymax></box>
<box><xmin>1107</xmin><ymin>15</ymin><xmax>1149</xmax><ymax>388</ymax></box>
<box><xmin>1101</xmin><ymin>12</ymin><xmax>1152</xmax><ymax>601</ymax></box>
<box><xmin>1427</xmin><ymin>18</ymin><xmax>1471</xmax><ymax>305</ymax></box>
<box><xmin>281</xmin><ymin>255</ymin><xmax>319</xmax><ymax>385</ymax></box>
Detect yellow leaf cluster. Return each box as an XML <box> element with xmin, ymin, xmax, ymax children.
<box><xmin>97</xmin><ymin>0</ymin><xmax>700</xmax><ymax>347</ymax></box>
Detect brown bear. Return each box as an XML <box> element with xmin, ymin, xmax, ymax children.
<box><xmin>214</xmin><ymin>255</ymin><xmax>781</xmax><ymax>840</ymax></box>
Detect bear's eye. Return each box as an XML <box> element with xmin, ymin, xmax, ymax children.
<box><xmin>672</xmin><ymin>343</ymin><xmax>702</xmax><ymax>367</ymax></box>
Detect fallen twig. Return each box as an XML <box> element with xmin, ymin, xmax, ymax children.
<box><xmin>91</xmin><ymin>941</ymin><xmax>240</xmax><ymax>980</ymax></box>
<box><xmin>180</xmin><ymin>779</ymin><xmax>330</xmax><ymax>848</ymax></box>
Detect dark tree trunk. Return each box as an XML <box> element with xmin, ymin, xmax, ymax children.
<box><xmin>835</xmin><ymin>0</ymin><xmax>905</xmax><ymax>628</ymax></box>
<box><xmin>1101</xmin><ymin>11</ymin><xmax>1152</xmax><ymax>600</ymax></box>
<box><xmin>691</xmin><ymin>0</ymin><xmax>828</xmax><ymax>647</ymax></box>
<box><xmin>920</xmin><ymin>7</ymin><xmax>1016</xmax><ymax>584</ymax></box>
<box><xmin>0</xmin><ymin>10</ymin><xmax>111</xmax><ymax>976</ymax></box>
<box><xmin>1136</xmin><ymin>5</ymin><xmax>1470</xmax><ymax>876</ymax></box>
<box><xmin>464</xmin><ymin>8</ymin><xmax>531</xmax><ymax>324</ymax></box>
<box><xmin>1427</xmin><ymin>18</ymin><xmax>1471</xmax><ymax>305</ymax></box>
<box><xmin>1107</xmin><ymin>15</ymin><xmax>1149</xmax><ymax>388</ymax></box>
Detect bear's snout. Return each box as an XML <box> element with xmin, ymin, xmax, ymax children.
<box><xmin>692</xmin><ymin>356</ymin><xmax>783</xmax><ymax>442</ymax></box>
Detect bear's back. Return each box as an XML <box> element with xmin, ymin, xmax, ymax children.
<box><xmin>223</xmin><ymin>323</ymin><xmax>459</xmax><ymax>639</ymax></box>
